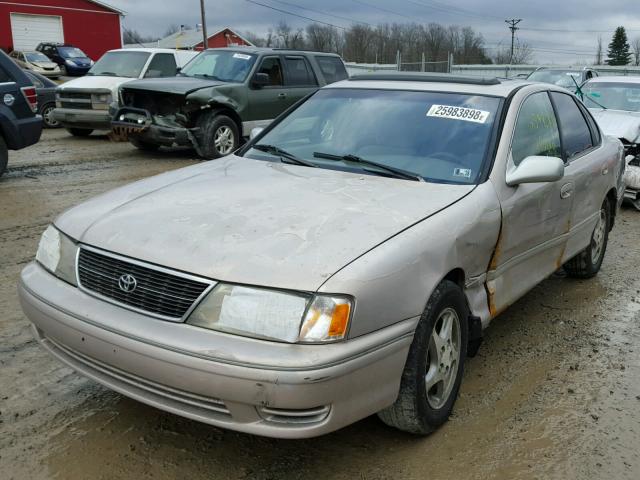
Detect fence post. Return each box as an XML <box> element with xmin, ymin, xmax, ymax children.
<box><xmin>421</xmin><ymin>52</ymin><xmax>425</xmax><ymax>72</ymax></box>
<box><xmin>448</xmin><ymin>52</ymin><xmax>453</xmax><ymax>73</ymax></box>
<box><xmin>396</xmin><ymin>50</ymin><xmax>400</xmax><ymax>71</ymax></box>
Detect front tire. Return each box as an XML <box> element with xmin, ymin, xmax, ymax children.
<box><xmin>67</xmin><ymin>128</ymin><xmax>93</xmax><ymax>137</ymax></box>
<box><xmin>0</xmin><ymin>136</ymin><xmax>7</xmax><ymax>178</ymax></box>
<box><xmin>41</xmin><ymin>103</ymin><xmax>59</xmax><ymax>128</ymax></box>
<box><xmin>378</xmin><ymin>280</ymin><xmax>468</xmax><ymax>434</ymax></box>
<box><xmin>564</xmin><ymin>198</ymin><xmax>610</xmax><ymax>278</ymax></box>
<box><xmin>196</xmin><ymin>113</ymin><xmax>239</xmax><ymax>159</ymax></box>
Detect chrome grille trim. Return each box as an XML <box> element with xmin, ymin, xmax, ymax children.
<box><xmin>77</xmin><ymin>246</ymin><xmax>215</xmax><ymax>322</ymax></box>
<box><xmin>258</xmin><ymin>405</ymin><xmax>331</xmax><ymax>425</ymax></box>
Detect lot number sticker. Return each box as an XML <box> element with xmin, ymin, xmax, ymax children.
<box><xmin>427</xmin><ymin>104</ymin><xmax>490</xmax><ymax>124</ymax></box>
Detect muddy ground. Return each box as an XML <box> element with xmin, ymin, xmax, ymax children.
<box><xmin>1</xmin><ymin>129</ymin><xmax>639</xmax><ymax>480</ymax></box>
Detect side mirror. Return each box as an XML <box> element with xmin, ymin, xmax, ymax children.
<box><xmin>506</xmin><ymin>156</ymin><xmax>565</xmax><ymax>186</ymax></box>
<box><xmin>252</xmin><ymin>72</ymin><xmax>270</xmax><ymax>88</ymax></box>
<box><xmin>250</xmin><ymin>127</ymin><xmax>264</xmax><ymax>140</ymax></box>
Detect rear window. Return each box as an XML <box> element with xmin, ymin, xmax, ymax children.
<box><xmin>284</xmin><ymin>56</ymin><xmax>317</xmax><ymax>86</ymax></box>
<box><xmin>315</xmin><ymin>56</ymin><xmax>348</xmax><ymax>84</ymax></box>
<box><xmin>0</xmin><ymin>66</ymin><xmax>11</xmax><ymax>83</ymax></box>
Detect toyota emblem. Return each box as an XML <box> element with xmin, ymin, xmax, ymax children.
<box><xmin>118</xmin><ymin>274</ymin><xmax>137</xmax><ymax>293</ymax></box>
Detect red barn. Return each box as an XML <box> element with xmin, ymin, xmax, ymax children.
<box><xmin>156</xmin><ymin>27</ymin><xmax>254</xmax><ymax>51</ymax></box>
<box><xmin>0</xmin><ymin>0</ymin><xmax>124</xmax><ymax>60</ymax></box>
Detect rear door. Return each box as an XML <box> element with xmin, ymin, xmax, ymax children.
<box><xmin>281</xmin><ymin>55</ymin><xmax>318</xmax><ymax>107</ymax></box>
<box><xmin>549</xmin><ymin>91</ymin><xmax>606</xmax><ymax>259</ymax></box>
<box><xmin>487</xmin><ymin>91</ymin><xmax>573</xmax><ymax>315</ymax></box>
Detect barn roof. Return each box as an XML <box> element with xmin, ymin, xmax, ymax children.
<box><xmin>83</xmin><ymin>0</ymin><xmax>126</xmax><ymax>15</ymax></box>
<box><xmin>157</xmin><ymin>27</ymin><xmax>254</xmax><ymax>49</ymax></box>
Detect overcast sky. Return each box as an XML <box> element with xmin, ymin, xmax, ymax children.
<box><xmin>107</xmin><ymin>0</ymin><xmax>640</xmax><ymax>63</ymax></box>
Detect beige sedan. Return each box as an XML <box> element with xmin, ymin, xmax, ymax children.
<box><xmin>9</xmin><ymin>50</ymin><xmax>61</xmax><ymax>78</ymax></box>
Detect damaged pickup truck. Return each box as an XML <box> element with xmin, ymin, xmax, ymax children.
<box><xmin>112</xmin><ymin>47</ymin><xmax>348</xmax><ymax>158</ymax></box>
<box><xmin>583</xmin><ymin>76</ymin><xmax>640</xmax><ymax>209</ymax></box>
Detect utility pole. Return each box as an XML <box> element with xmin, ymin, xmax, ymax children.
<box><xmin>505</xmin><ymin>18</ymin><xmax>522</xmax><ymax>64</ymax></box>
<box><xmin>200</xmin><ymin>0</ymin><xmax>208</xmax><ymax>50</ymax></box>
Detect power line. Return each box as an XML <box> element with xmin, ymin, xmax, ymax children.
<box><xmin>400</xmin><ymin>0</ymin><xmax>502</xmax><ymax>21</ymax></box>
<box><xmin>350</xmin><ymin>0</ymin><xmax>415</xmax><ymax>21</ymax></box>
<box><xmin>244</xmin><ymin>0</ymin><xmax>347</xmax><ymax>29</ymax></box>
<box><xmin>268</xmin><ymin>0</ymin><xmax>375</xmax><ymax>27</ymax></box>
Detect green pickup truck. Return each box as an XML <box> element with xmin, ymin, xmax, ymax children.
<box><xmin>112</xmin><ymin>47</ymin><xmax>348</xmax><ymax>158</ymax></box>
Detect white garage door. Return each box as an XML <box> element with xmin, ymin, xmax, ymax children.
<box><xmin>11</xmin><ymin>13</ymin><xmax>64</xmax><ymax>51</ymax></box>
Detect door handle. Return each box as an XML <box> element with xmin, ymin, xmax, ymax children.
<box><xmin>277</xmin><ymin>93</ymin><xmax>287</xmax><ymax>99</ymax></box>
<box><xmin>560</xmin><ymin>183</ymin><xmax>574</xmax><ymax>199</ymax></box>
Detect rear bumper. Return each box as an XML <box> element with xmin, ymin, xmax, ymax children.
<box><xmin>18</xmin><ymin>263</ymin><xmax>414</xmax><ymax>438</ymax></box>
<box><xmin>0</xmin><ymin>113</ymin><xmax>43</xmax><ymax>150</ymax></box>
<box><xmin>53</xmin><ymin>108</ymin><xmax>111</xmax><ymax>130</ymax></box>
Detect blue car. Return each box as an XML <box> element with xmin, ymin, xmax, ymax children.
<box><xmin>35</xmin><ymin>43</ymin><xmax>93</xmax><ymax>76</ymax></box>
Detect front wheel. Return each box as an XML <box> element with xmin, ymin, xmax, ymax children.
<box><xmin>197</xmin><ymin>113</ymin><xmax>239</xmax><ymax>159</ymax></box>
<box><xmin>41</xmin><ymin>103</ymin><xmax>59</xmax><ymax>128</ymax></box>
<box><xmin>378</xmin><ymin>280</ymin><xmax>468</xmax><ymax>434</ymax></box>
<box><xmin>67</xmin><ymin>128</ymin><xmax>93</xmax><ymax>137</ymax></box>
<box><xmin>564</xmin><ymin>198</ymin><xmax>610</xmax><ymax>278</ymax></box>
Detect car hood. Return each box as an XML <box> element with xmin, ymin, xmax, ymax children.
<box><xmin>58</xmin><ymin>75</ymin><xmax>133</xmax><ymax>92</ymax></box>
<box><xmin>31</xmin><ymin>61</ymin><xmax>59</xmax><ymax>69</ymax></box>
<box><xmin>590</xmin><ymin>108</ymin><xmax>640</xmax><ymax>143</ymax></box>
<box><xmin>56</xmin><ymin>156</ymin><xmax>475</xmax><ymax>292</ymax></box>
<box><xmin>122</xmin><ymin>76</ymin><xmax>224</xmax><ymax>95</ymax></box>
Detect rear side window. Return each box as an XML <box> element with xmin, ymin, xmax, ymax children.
<box><xmin>0</xmin><ymin>66</ymin><xmax>11</xmax><ymax>83</ymax></box>
<box><xmin>145</xmin><ymin>53</ymin><xmax>177</xmax><ymax>78</ymax></box>
<box><xmin>284</xmin><ymin>56</ymin><xmax>317</xmax><ymax>86</ymax></box>
<box><xmin>511</xmin><ymin>92</ymin><xmax>562</xmax><ymax>166</ymax></box>
<box><xmin>550</xmin><ymin>92</ymin><xmax>594</xmax><ymax>159</ymax></box>
<box><xmin>315</xmin><ymin>56</ymin><xmax>348</xmax><ymax>84</ymax></box>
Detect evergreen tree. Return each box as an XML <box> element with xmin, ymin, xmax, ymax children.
<box><xmin>606</xmin><ymin>26</ymin><xmax>632</xmax><ymax>66</ymax></box>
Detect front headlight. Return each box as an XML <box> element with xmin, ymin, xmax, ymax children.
<box><xmin>187</xmin><ymin>284</ymin><xmax>352</xmax><ymax>343</ymax></box>
<box><xmin>65</xmin><ymin>59</ymin><xmax>77</xmax><ymax>66</ymax></box>
<box><xmin>35</xmin><ymin>225</ymin><xmax>78</xmax><ymax>285</ymax></box>
<box><xmin>92</xmin><ymin>93</ymin><xmax>112</xmax><ymax>104</ymax></box>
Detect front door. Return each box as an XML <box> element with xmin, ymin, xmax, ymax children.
<box><xmin>246</xmin><ymin>56</ymin><xmax>288</xmax><ymax>135</ymax></box>
<box><xmin>487</xmin><ymin>91</ymin><xmax>574</xmax><ymax>316</ymax></box>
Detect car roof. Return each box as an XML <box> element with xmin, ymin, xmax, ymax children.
<box><xmin>327</xmin><ymin>72</ymin><xmax>530</xmax><ymax>97</ymax></box>
<box><xmin>203</xmin><ymin>47</ymin><xmax>342</xmax><ymax>57</ymax></box>
<box><xmin>586</xmin><ymin>75</ymin><xmax>640</xmax><ymax>84</ymax></box>
<box><xmin>107</xmin><ymin>48</ymin><xmax>184</xmax><ymax>54</ymax></box>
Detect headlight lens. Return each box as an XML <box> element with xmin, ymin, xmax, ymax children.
<box><xmin>187</xmin><ymin>284</ymin><xmax>352</xmax><ymax>343</ymax></box>
<box><xmin>35</xmin><ymin>225</ymin><xmax>78</xmax><ymax>285</ymax></box>
<box><xmin>65</xmin><ymin>59</ymin><xmax>77</xmax><ymax>66</ymax></box>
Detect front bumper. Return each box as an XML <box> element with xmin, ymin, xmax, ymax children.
<box><xmin>53</xmin><ymin>108</ymin><xmax>111</xmax><ymax>130</ymax></box>
<box><xmin>111</xmin><ymin>106</ymin><xmax>194</xmax><ymax>147</ymax></box>
<box><xmin>19</xmin><ymin>263</ymin><xmax>414</xmax><ymax>438</ymax></box>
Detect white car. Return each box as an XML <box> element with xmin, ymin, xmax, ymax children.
<box><xmin>53</xmin><ymin>48</ymin><xmax>198</xmax><ymax>137</ymax></box>
<box><xmin>583</xmin><ymin>76</ymin><xmax>640</xmax><ymax>209</ymax></box>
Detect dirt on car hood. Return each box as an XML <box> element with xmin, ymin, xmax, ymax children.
<box><xmin>55</xmin><ymin>156</ymin><xmax>474</xmax><ymax>291</ymax></box>
<box><xmin>590</xmin><ymin>108</ymin><xmax>640</xmax><ymax>143</ymax></box>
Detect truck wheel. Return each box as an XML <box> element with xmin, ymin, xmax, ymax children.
<box><xmin>0</xmin><ymin>136</ymin><xmax>7</xmax><ymax>178</ymax></box>
<box><xmin>67</xmin><ymin>128</ymin><xmax>93</xmax><ymax>137</ymax></box>
<box><xmin>564</xmin><ymin>198</ymin><xmax>610</xmax><ymax>278</ymax></box>
<box><xmin>378</xmin><ymin>280</ymin><xmax>468</xmax><ymax>434</ymax></box>
<box><xmin>41</xmin><ymin>103</ymin><xmax>60</xmax><ymax>128</ymax></box>
<box><xmin>130</xmin><ymin>137</ymin><xmax>160</xmax><ymax>152</ymax></box>
<box><xmin>197</xmin><ymin>113</ymin><xmax>239</xmax><ymax>159</ymax></box>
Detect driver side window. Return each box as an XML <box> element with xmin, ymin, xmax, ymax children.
<box><xmin>257</xmin><ymin>57</ymin><xmax>283</xmax><ymax>87</ymax></box>
<box><xmin>511</xmin><ymin>92</ymin><xmax>562</xmax><ymax>166</ymax></box>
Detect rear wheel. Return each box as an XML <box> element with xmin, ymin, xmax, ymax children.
<box><xmin>378</xmin><ymin>280</ymin><xmax>468</xmax><ymax>434</ymax></box>
<box><xmin>41</xmin><ymin>103</ymin><xmax>59</xmax><ymax>128</ymax></box>
<box><xmin>130</xmin><ymin>137</ymin><xmax>160</xmax><ymax>152</ymax></box>
<box><xmin>67</xmin><ymin>128</ymin><xmax>93</xmax><ymax>137</ymax></box>
<box><xmin>564</xmin><ymin>198</ymin><xmax>610</xmax><ymax>278</ymax></box>
<box><xmin>0</xmin><ymin>136</ymin><xmax>7</xmax><ymax>178</ymax></box>
<box><xmin>196</xmin><ymin>112</ymin><xmax>239</xmax><ymax>159</ymax></box>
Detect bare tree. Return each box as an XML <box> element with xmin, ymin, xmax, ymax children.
<box><xmin>242</xmin><ymin>31</ymin><xmax>268</xmax><ymax>47</ymax></box>
<box><xmin>306</xmin><ymin>24</ymin><xmax>340</xmax><ymax>53</ymax></box>
<box><xmin>122</xmin><ymin>27</ymin><xmax>156</xmax><ymax>45</ymax></box>
<box><xmin>595</xmin><ymin>35</ymin><xmax>603</xmax><ymax>65</ymax></box>
<box><xmin>633</xmin><ymin>37</ymin><xmax>640</xmax><ymax>66</ymax></box>
<box><xmin>164</xmin><ymin>24</ymin><xmax>181</xmax><ymax>37</ymax></box>
<box><xmin>493</xmin><ymin>40</ymin><xmax>533</xmax><ymax>64</ymax></box>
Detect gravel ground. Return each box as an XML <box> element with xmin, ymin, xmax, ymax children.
<box><xmin>1</xmin><ymin>129</ymin><xmax>639</xmax><ymax>480</ymax></box>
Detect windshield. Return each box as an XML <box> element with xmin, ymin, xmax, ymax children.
<box><xmin>181</xmin><ymin>50</ymin><xmax>257</xmax><ymax>83</ymax></box>
<box><xmin>244</xmin><ymin>88</ymin><xmax>501</xmax><ymax>184</ymax></box>
<box><xmin>58</xmin><ymin>47</ymin><xmax>88</xmax><ymax>59</ymax></box>
<box><xmin>25</xmin><ymin>52</ymin><xmax>50</xmax><ymax>63</ymax></box>
<box><xmin>88</xmin><ymin>51</ymin><xmax>150</xmax><ymax>78</ymax></box>
<box><xmin>528</xmin><ymin>70</ymin><xmax>581</xmax><ymax>88</ymax></box>
<box><xmin>582</xmin><ymin>82</ymin><xmax>640</xmax><ymax>111</ymax></box>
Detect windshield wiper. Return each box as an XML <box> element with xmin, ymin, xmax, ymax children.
<box><xmin>253</xmin><ymin>144</ymin><xmax>318</xmax><ymax>167</ymax></box>
<box><xmin>313</xmin><ymin>152</ymin><xmax>424</xmax><ymax>182</ymax></box>
<box><xmin>584</xmin><ymin>94</ymin><xmax>608</xmax><ymax>110</ymax></box>
<box><xmin>192</xmin><ymin>73</ymin><xmax>222</xmax><ymax>81</ymax></box>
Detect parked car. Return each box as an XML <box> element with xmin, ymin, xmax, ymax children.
<box><xmin>53</xmin><ymin>48</ymin><xmax>198</xmax><ymax>137</ymax></box>
<box><xmin>23</xmin><ymin>70</ymin><xmax>59</xmax><ymax>128</ymax></box>
<box><xmin>112</xmin><ymin>47</ymin><xmax>349</xmax><ymax>158</ymax></box>
<box><xmin>527</xmin><ymin>67</ymin><xmax>598</xmax><ymax>92</ymax></box>
<box><xmin>0</xmin><ymin>50</ymin><xmax>42</xmax><ymax>177</ymax></box>
<box><xmin>36</xmin><ymin>43</ymin><xmax>93</xmax><ymax>76</ymax></box>
<box><xmin>582</xmin><ymin>76</ymin><xmax>640</xmax><ymax>209</ymax></box>
<box><xmin>9</xmin><ymin>50</ymin><xmax>62</xmax><ymax>78</ymax></box>
<box><xmin>19</xmin><ymin>73</ymin><xmax>623</xmax><ymax>438</ymax></box>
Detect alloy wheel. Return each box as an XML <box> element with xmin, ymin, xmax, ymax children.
<box><xmin>214</xmin><ymin>126</ymin><xmax>235</xmax><ymax>155</ymax></box>
<box><xmin>591</xmin><ymin>208</ymin><xmax>607</xmax><ymax>264</ymax></box>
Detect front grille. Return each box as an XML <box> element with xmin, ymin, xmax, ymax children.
<box><xmin>60</xmin><ymin>101</ymin><xmax>92</xmax><ymax>110</ymax></box>
<box><xmin>61</xmin><ymin>92</ymin><xmax>91</xmax><ymax>100</ymax></box>
<box><xmin>258</xmin><ymin>405</ymin><xmax>331</xmax><ymax>425</ymax></box>
<box><xmin>77</xmin><ymin>248</ymin><xmax>210</xmax><ymax>319</ymax></box>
